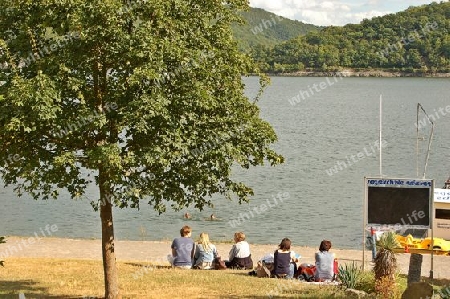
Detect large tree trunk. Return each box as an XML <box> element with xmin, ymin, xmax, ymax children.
<box><xmin>100</xmin><ymin>173</ymin><xmax>120</xmax><ymax>299</ymax></box>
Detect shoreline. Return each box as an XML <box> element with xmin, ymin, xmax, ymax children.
<box><xmin>261</xmin><ymin>70</ymin><xmax>450</xmax><ymax>78</ymax></box>
<box><xmin>2</xmin><ymin>236</ymin><xmax>450</xmax><ymax>279</ymax></box>
<box><xmin>0</xmin><ymin>234</ymin><xmax>362</xmax><ymax>250</ymax></box>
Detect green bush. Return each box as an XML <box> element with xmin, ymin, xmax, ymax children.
<box><xmin>338</xmin><ymin>261</ymin><xmax>362</xmax><ymax>289</ymax></box>
<box><xmin>357</xmin><ymin>270</ymin><xmax>375</xmax><ymax>294</ymax></box>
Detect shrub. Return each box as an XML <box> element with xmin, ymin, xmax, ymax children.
<box><xmin>356</xmin><ymin>270</ymin><xmax>375</xmax><ymax>294</ymax></box>
<box><xmin>437</xmin><ymin>286</ymin><xmax>450</xmax><ymax>299</ymax></box>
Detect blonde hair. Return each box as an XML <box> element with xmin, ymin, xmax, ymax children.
<box><xmin>198</xmin><ymin>232</ymin><xmax>212</xmax><ymax>253</ymax></box>
<box><xmin>234</xmin><ymin>232</ymin><xmax>246</xmax><ymax>242</ymax></box>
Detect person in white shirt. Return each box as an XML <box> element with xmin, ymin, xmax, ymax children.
<box><xmin>225</xmin><ymin>232</ymin><xmax>253</xmax><ymax>269</ymax></box>
<box><xmin>314</xmin><ymin>240</ymin><xmax>336</xmax><ymax>281</ymax></box>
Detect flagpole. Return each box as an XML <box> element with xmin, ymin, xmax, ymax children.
<box><xmin>379</xmin><ymin>95</ymin><xmax>382</xmax><ymax>177</ymax></box>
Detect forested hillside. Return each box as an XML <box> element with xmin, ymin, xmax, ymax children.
<box><xmin>232</xmin><ymin>8</ymin><xmax>320</xmax><ymax>51</ymax></box>
<box><xmin>250</xmin><ymin>2</ymin><xmax>450</xmax><ymax>74</ymax></box>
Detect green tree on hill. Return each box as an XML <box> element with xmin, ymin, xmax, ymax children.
<box><xmin>252</xmin><ymin>1</ymin><xmax>450</xmax><ymax>73</ymax></box>
<box><xmin>0</xmin><ymin>1</ymin><xmax>283</xmax><ymax>298</ymax></box>
<box><xmin>232</xmin><ymin>7</ymin><xmax>320</xmax><ymax>51</ymax></box>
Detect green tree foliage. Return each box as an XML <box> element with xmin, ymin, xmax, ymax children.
<box><xmin>232</xmin><ymin>7</ymin><xmax>320</xmax><ymax>52</ymax></box>
<box><xmin>251</xmin><ymin>2</ymin><xmax>450</xmax><ymax>73</ymax></box>
<box><xmin>0</xmin><ymin>0</ymin><xmax>283</xmax><ymax>297</ymax></box>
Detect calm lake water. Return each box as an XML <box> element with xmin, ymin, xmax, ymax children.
<box><xmin>1</xmin><ymin>77</ymin><xmax>449</xmax><ymax>250</ymax></box>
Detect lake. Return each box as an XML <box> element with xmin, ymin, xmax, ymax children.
<box><xmin>1</xmin><ymin>76</ymin><xmax>449</xmax><ymax>250</ymax></box>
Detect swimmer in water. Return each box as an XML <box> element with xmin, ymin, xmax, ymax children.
<box><xmin>207</xmin><ymin>213</ymin><xmax>221</xmax><ymax>221</ymax></box>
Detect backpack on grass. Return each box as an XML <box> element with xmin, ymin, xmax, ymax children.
<box><xmin>296</xmin><ymin>263</ymin><xmax>316</xmax><ymax>282</ymax></box>
<box><xmin>256</xmin><ymin>261</ymin><xmax>274</xmax><ymax>277</ymax></box>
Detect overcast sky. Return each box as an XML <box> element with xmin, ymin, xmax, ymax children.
<box><xmin>249</xmin><ymin>0</ymin><xmax>444</xmax><ymax>26</ymax></box>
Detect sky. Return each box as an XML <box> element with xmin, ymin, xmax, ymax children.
<box><xmin>249</xmin><ymin>0</ymin><xmax>444</xmax><ymax>26</ymax></box>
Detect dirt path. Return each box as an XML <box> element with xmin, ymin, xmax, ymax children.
<box><xmin>2</xmin><ymin>237</ymin><xmax>449</xmax><ymax>279</ymax></box>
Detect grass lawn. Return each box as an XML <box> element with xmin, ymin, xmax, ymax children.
<box><xmin>1</xmin><ymin>258</ymin><xmax>448</xmax><ymax>298</ymax></box>
<box><xmin>0</xmin><ymin>258</ymin><xmax>368</xmax><ymax>299</ymax></box>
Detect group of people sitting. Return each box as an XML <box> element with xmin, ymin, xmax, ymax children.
<box><xmin>167</xmin><ymin>225</ymin><xmax>253</xmax><ymax>270</ymax></box>
<box><xmin>265</xmin><ymin>238</ymin><xmax>337</xmax><ymax>281</ymax></box>
<box><xmin>167</xmin><ymin>225</ymin><xmax>337</xmax><ymax>282</ymax></box>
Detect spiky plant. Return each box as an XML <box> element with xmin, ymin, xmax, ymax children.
<box><xmin>338</xmin><ymin>261</ymin><xmax>362</xmax><ymax>289</ymax></box>
<box><xmin>373</xmin><ymin>231</ymin><xmax>400</xmax><ymax>297</ymax></box>
<box><xmin>374</xmin><ymin>231</ymin><xmax>400</xmax><ymax>280</ymax></box>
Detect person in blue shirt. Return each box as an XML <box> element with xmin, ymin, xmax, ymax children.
<box><xmin>168</xmin><ymin>225</ymin><xmax>195</xmax><ymax>269</ymax></box>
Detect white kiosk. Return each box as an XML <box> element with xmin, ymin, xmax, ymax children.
<box><xmin>432</xmin><ymin>188</ymin><xmax>450</xmax><ymax>240</ymax></box>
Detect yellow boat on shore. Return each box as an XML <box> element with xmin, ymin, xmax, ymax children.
<box><xmin>394</xmin><ymin>234</ymin><xmax>450</xmax><ymax>255</ymax></box>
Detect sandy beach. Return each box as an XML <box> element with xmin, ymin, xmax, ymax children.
<box><xmin>2</xmin><ymin>236</ymin><xmax>450</xmax><ymax>280</ymax></box>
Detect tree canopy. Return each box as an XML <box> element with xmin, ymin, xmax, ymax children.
<box><xmin>0</xmin><ymin>0</ymin><xmax>282</xmax><ymax>210</ymax></box>
<box><xmin>0</xmin><ymin>0</ymin><xmax>283</xmax><ymax>297</ymax></box>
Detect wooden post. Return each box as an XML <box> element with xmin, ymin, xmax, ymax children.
<box><xmin>407</xmin><ymin>253</ymin><xmax>423</xmax><ymax>286</ymax></box>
